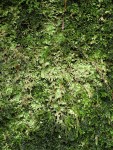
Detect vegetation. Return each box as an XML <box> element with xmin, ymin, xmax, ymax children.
<box><xmin>0</xmin><ymin>0</ymin><xmax>113</xmax><ymax>149</ymax></box>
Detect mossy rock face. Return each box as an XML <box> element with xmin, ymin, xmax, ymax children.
<box><xmin>0</xmin><ymin>0</ymin><xmax>113</xmax><ymax>149</ymax></box>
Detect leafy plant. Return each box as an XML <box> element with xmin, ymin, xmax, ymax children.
<box><xmin>0</xmin><ymin>0</ymin><xmax>113</xmax><ymax>149</ymax></box>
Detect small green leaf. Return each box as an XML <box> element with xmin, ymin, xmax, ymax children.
<box><xmin>55</xmin><ymin>89</ymin><xmax>62</xmax><ymax>99</ymax></box>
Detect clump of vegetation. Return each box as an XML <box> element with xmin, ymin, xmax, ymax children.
<box><xmin>0</xmin><ymin>0</ymin><xmax>113</xmax><ymax>149</ymax></box>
